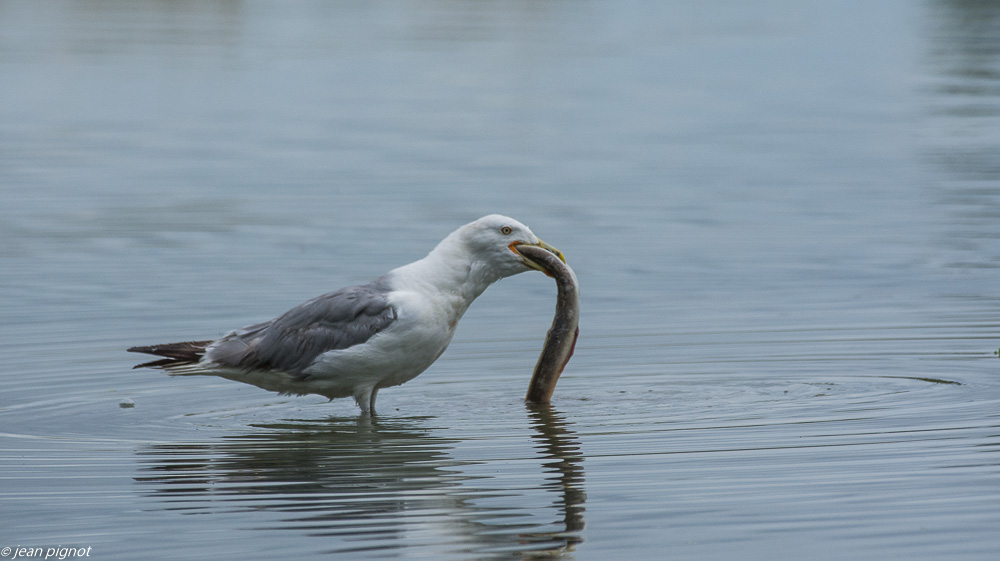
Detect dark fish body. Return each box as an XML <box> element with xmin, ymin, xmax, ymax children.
<box><xmin>518</xmin><ymin>245</ymin><xmax>580</xmax><ymax>404</ymax></box>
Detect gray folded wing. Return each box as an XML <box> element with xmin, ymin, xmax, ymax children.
<box><xmin>206</xmin><ymin>280</ymin><xmax>397</xmax><ymax>375</ymax></box>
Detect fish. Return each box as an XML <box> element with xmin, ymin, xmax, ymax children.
<box><xmin>517</xmin><ymin>244</ymin><xmax>580</xmax><ymax>404</ymax></box>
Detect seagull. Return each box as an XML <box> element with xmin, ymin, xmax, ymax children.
<box><xmin>128</xmin><ymin>214</ymin><xmax>565</xmax><ymax>414</ymax></box>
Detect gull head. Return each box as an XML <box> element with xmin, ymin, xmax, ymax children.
<box><xmin>451</xmin><ymin>214</ymin><xmax>565</xmax><ymax>279</ymax></box>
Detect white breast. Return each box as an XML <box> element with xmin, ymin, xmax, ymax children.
<box><xmin>301</xmin><ymin>287</ymin><xmax>459</xmax><ymax>393</ymax></box>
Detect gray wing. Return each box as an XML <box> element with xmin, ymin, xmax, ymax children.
<box><xmin>206</xmin><ymin>280</ymin><xmax>397</xmax><ymax>374</ymax></box>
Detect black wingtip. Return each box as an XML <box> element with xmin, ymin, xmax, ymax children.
<box><xmin>128</xmin><ymin>340</ymin><xmax>212</xmax><ymax>368</ymax></box>
<box><xmin>132</xmin><ymin>358</ymin><xmax>185</xmax><ymax>369</ymax></box>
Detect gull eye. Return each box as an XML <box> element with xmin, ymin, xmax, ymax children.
<box><xmin>499</xmin><ymin>226</ymin><xmax>513</xmax><ymax>235</ymax></box>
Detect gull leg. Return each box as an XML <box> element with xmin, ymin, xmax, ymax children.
<box><xmin>354</xmin><ymin>385</ymin><xmax>377</xmax><ymax>415</ymax></box>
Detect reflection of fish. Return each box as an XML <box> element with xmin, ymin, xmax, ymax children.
<box><xmin>518</xmin><ymin>245</ymin><xmax>580</xmax><ymax>404</ymax></box>
<box><xmin>526</xmin><ymin>405</ymin><xmax>587</xmax><ymax>548</ymax></box>
<box><xmin>127</xmin><ymin>215</ymin><xmax>564</xmax><ymax>414</ymax></box>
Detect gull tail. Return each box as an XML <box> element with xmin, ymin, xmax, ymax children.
<box><xmin>128</xmin><ymin>340</ymin><xmax>213</xmax><ymax>369</ymax></box>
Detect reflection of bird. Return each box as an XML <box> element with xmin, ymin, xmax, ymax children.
<box><xmin>136</xmin><ymin>412</ymin><xmax>586</xmax><ymax>556</ymax></box>
<box><xmin>129</xmin><ymin>215</ymin><xmax>564</xmax><ymax>413</ymax></box>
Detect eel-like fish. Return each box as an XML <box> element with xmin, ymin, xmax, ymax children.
<box><xmin>517</xmin><ymin>244</ymin><xmax>580</xmax><ymax>404</ymax></box>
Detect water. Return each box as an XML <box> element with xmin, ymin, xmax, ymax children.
<box><xmin>2</xmin><ymin>1</ymin><xmax>999</xmax><ymax>559</ymax></box>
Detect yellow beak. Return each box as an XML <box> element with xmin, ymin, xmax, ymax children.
<box><xmin>510</xmin><ymin>239</ymin><xmax>566</xmax><ymax>274</ymax></box>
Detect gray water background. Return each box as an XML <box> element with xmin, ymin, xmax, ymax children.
<box><xmin>1</xmin><ymin>1</ymin><xmax>999</xmax><ymax>559</ymax></box>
